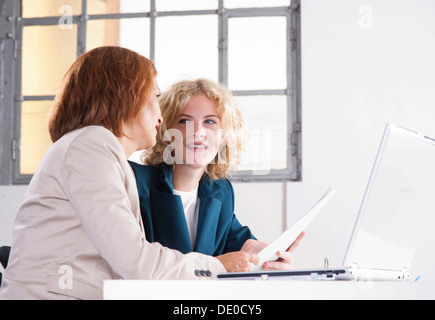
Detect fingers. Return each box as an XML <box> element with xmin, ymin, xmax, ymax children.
<box><xmin>262</xmin><ymin>251</ymin><xmax>293</xmax><ymax>271</ymax></box>
<box><xmin>217</xmin><ymin>251</ymin><xmax>259</xmax><ymax>273</ymax></box>
<box><xmin>232</xmin><ymin>252</ymin><xmax>259</xmax><ymax>272</ymax></box>
<box><xmin>240</xmin><ymin>239</ymin><xmax>268</xmax><ymax>254</ymax></box>
<box><xmin>287</xmin><ymin>231</ymin><xmax>306</xmax><ymax>253</ymax></box>
<box><xmin>248</xmin><ymin>252</ymin><xmax>260</xmax><ymax>266</ymax></box>
<box><xmin>222</xmin><ymin>232</ymin><xmax>306</xmax><ymax>272</ymax></box>
<box><xmin>241</xmin><ymin>252</ymin><xmax>260</xmax><ymax>272</ymax></box>
<box><xmin>238</xmin><ymin>252</ymin><xmax>259</xmax><ymax>271</ymax></box>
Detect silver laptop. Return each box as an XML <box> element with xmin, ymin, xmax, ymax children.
<box><xmin>219</xmin><ymin>123</ymin><xmax>435</xmax><ymax>281</ymax></box>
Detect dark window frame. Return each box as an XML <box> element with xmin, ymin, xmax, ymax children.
<box><xmin>0</xmin><ymin>0</ymin><xmax>301</xmax><ymax>185</ymax></box>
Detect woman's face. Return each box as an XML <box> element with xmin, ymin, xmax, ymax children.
<box><xmin>171</xmin><ymin>94</ymin><xmax>224</xmax><ymax>169</ymax></box>
<box><xmin>126</xmin><ymin>81</ymin><xmax>162</xmax><ymax>150</ymax></box>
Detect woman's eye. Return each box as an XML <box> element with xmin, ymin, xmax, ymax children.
<box><xmin>205</xmin><ymin>119</ymin><xmax>216</xmax><ymax>125</ymax></box>
<box><xmin>178</xmin><ymin>119</ymin><xmax>191</xmax><ymax>124</ymax></box>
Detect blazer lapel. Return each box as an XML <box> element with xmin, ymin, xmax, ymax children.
<box><xmin>149</xmin><ymin>164</ymin><xmax>193</xmax><ymax>253</ymax></box>
<box><xmin>194</xmin><ymin>181</ymin><xmax>222</xmax><ymax>256</ymax></box>
<box><xmin>150</xmin><ymin>189</ymin><xmax>193</xmax><ymax>253</ymax></box>
<box><xmin>152</xmin><ymin>165</ymin><xmax>223</xmax><ymax>256</ymax></box>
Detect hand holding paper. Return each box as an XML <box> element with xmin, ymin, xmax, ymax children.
<box><xmin>262</xmin><ymin>231</ymin><xmax>305</xmax><ymax>270</ymax></box>
<box><xmin>250</xmin><ymin>187</ymin><xmax>336</xmax><ymax>272</ymax></box>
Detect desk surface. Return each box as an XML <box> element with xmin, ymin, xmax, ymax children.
<box><xmin>104</xmin><ymin>279</ymin><xmax>435</xmax><ymax>300</ymax></box>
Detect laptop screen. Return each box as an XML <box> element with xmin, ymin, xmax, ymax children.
<box><xmin>344</xmin><ymin>124</ymin><xmax>435</xmax><ymax>274</ymax></box>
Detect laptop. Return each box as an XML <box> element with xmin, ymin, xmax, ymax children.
<box><xmin>218</xmin><ymin>123</ymin><xmax>435</xmax><ymax>281</ymax></box>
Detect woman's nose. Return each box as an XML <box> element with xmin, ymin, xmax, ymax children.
<box><xmin>193</xmin><ymin>123</ymin><xmax>206</xmax><ymax>139</ymax></box>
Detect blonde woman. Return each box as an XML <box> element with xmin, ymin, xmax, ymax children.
<box><xmin>129</xmin><ymin>79</ymin><xmax>303</xmax><ymax>271</ymax></box>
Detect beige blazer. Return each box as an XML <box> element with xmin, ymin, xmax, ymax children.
<box><xmin>0</xmin><ymin>126</ymin><xmax>225</xmax><ymax>300</ymax></box>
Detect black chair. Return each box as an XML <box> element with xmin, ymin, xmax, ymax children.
<box><xmin>0</xmin><ymin>246</ymin><xmax>11</xmax><ymax>287</ymax></box>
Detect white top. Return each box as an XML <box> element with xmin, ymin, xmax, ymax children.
<box><xmin>173</xmin><ymin>186</ymin><xmax>200</xmax><ymax>248</ymax></box>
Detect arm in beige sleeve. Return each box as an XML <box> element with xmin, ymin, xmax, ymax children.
<box><xmin>62</xmin><ymin>129</ymin><xmax>226</xmax><ymax>280</ymax></box>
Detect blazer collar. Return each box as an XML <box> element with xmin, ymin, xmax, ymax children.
<box><xmin>156</xmin><ymin>164</ymin><xmax>222</xmax><ymax>255</ymax></box>
<box><xmin>150</xmin><ymin>188</ymin><xmax>193</xmax><ymax>253</ymax></box>
<box><xmin>158</xmin><ymin>164</ymin><xmax>220</xmax><ymax>200</ymax></box>
<box><xmin>194</xmin><ymin>197</ymin><xmax>221</xmax><ymax>255</ymax></box>
<box><xmin>157</xmin><ymin>163</ymin><xmax>174</xmax><ymax>194</ymax></box>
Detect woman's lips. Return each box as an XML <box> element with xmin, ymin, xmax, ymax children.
<box><xmin>186</xmin><ymin>143</ymin><xmax>208</xmax><ymax>151</ymax></box>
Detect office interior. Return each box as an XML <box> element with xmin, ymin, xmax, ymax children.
<box><xmin>1</xmin><ymin>0</ymin><xmax>435</xmax><ymax>294</ymax></box>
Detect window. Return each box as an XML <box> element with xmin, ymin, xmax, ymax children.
<box><xmin>0</xmin><ymin>0</ymin><xmax>301</xmax><ymax>184</ymax></box>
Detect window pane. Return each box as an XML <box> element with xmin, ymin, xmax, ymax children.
<box><xmin>87</xmin><ymin>0</ymin><xmax>150</xmax><ymax>14</ymax></box>
<box><xmin>20</xmin><ymin>101</ymin><xmax>53</xmax><ymax>175</ymax></box>
<box><xmin>22</xmin><ymin>0</ymin><xmax>81</xmax><ymax>18</ymax></box>
<box><xmin>156</xmin><ymin>0</ymin><xmax>217</xmax><ymax>11</ymax></box>
<box><xmin>155</xmin><ymin>15</ymin><xmax>218</xmax><ymax>91</ymax></box>
<box><xmin>87</xmin><ymin>18</ymin><xmax>150</xmax><ymax>58</ymax></box>
<box><xmin>235</xmin><ymin>95</ymin><xmax>288</xmax><ymax>172</ymax></box>
<box><xmin>224</xmin><ymin>0</ymin><xmax>290</xmax><ymax>8</ymax></box>
<box><xmin>228</xmin><ymin>17</ymin><xmax>287</xmax><ymax>91</ymax></box>
<box><xmin>22</xmin><ymin>25</ymin><xmax>77</xmax><ymax>96</ymax></box>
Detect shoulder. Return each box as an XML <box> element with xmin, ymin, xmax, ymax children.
<box><xmin>65</xmin><ymin>127</ymin><xmax>127</xmax><ymax>170</ymax></box>
<box><xmin>58</xmin><ymin>126</ymin><xmax>121</xmax><ymax>156</ymax></box>
<box><xmin>41</xmin><ymin>126</ymin><xmax>121</xmax><ymax>171</ymax></box>
<box><xmin>128</xmin><ymin>161</ymin><xmax>163</xmax><ymax>190</ymax></box>
<box><xmin>128</xmin><ymin>161</ymin><xmax>160</xmax><ymax>179</ymax></box>
<box><xmin>64</xmin><ymin>125</ymin><xmax>117</xmax><ymax>143</ymax></box>
<box><xmin>59</xmin><ymin>126</ymin><xmax>130</xmax><ymax>179</ymax></box>
<box><xmin>199</xmin><ymin>176</ymin><xmax>235</xmax><ymax>200</ymax></box>
<box><xmin>215</xmin><ymin>178</ymin><xmax>234</xmax><ymax>195</ymax></box>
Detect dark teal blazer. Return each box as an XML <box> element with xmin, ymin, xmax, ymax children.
<box><xmin>129</xmin><ymin>162</ymin><xmax>256</xmax><ymax>256</ymax></box>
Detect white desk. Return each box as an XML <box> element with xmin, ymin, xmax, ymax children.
<box><xmin>104</xmin><ymin>279</ymin><xmax>435</xmax><ymax>300</ymax></box>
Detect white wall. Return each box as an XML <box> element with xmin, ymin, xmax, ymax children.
<box><xmin>1</xmin><ymin>1</ymin><xmax>435</xmax><ymax>272</ymax></box>
<box><xmin>292</xmin><ymin>0</ymin><xmax>435</xmax><ymax>269</ymax></box>
<box><xmin>0</xmin><ymin>186</ymin><xmax>27</xmax><ymax>246</ymax></box>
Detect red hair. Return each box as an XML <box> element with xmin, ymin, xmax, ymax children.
<box><xmin>49</xmin><ymin>46</ymin><xmax>156</xmax><ymax>142</ymax></box>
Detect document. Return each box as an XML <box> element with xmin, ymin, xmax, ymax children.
<box><xmin>251</xmin><ymin>187</ymin><xmax>336</xmax><ymax>271</ymax></box>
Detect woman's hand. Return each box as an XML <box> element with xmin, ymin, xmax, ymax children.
<box><xmin>241</xmin><ymin>231</ymin><xmax>306</xmax><ymax>271</ymax></box>
<box><xmin>216</xmin><ymin>251</ymin><xmax>259</xmax><ymax>273</ymax></box>
<box><xmin>240</xmin><ymin>238</ymin><xmax>268</xmax><ymax>254</ymax></box>
<box><xmin>263</xmin><ymin>231</ymin><xmax>305</xmax><ymax>270</ymax></box>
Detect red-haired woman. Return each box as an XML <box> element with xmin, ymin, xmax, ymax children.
<box><xmin>0</xmin><ymin>47</ymin><xmax>257</xmax><ymax>300</ymax></box>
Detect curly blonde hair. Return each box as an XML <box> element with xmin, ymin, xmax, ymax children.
<box><xmin>143</xmin><ymin>78</ymin><xmax>248</xmax><ymax>180</ymax></box>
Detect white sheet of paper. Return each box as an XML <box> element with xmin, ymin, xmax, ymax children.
<box><xmin>251</xmin><ymin>187</ymin><xmax>336</xmax><ymax>272</ymax></box>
